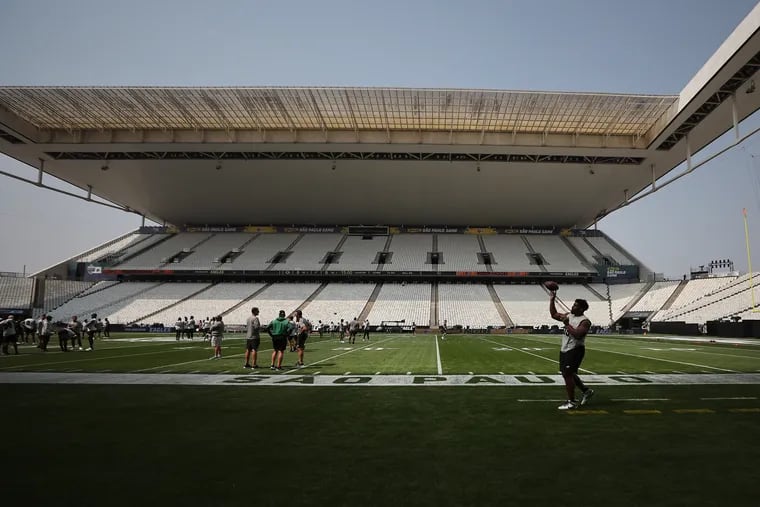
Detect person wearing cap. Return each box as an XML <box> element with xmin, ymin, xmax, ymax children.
<box><xmin>267</xmin><ymin>310</ymin><xmax>293</xmax><ymax>371</ymax></box>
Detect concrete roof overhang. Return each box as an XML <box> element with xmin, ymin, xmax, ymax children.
<box><xmin>1</xmin><ymin>5</ymin><xmax>760</xmax><ymax>228</ymax></box>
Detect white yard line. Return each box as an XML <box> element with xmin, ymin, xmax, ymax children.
<box><xmin>476</xmin><ymin>336</ymin><xmax>597</xmax><ymax>374</ymax></box>
<box><xmin>282</xmin><ymin>336</ymin><xmax>397</xmax><ymax>375</ymax></box>
<box><xmin>0</xmin><ymin>348</ymin><xmax>189</xmax><ymax>371</ymax></box>
<box><xmin>435</xmin><ymin>335</ymin><xmax>443</xmax><ymax>375</ymax></box>
<box><xmin>136</xmin><ymin>336</ymin><xmax>334</xmax><ymax>373</ymax></box>
<box><xmin>492</xmin><ymin>334</ymin><xmax>738</xmax><ymax>373</ymax></box>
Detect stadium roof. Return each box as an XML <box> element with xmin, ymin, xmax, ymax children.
<box><xmin>1</xmin><ymin>5</ymin><xmax>760</xmax><ymax>229</ymax></box>
<box><xmin>0</xmin><ymin>87</ymin><xmax>675</xmax><ymax>139</ymax></box>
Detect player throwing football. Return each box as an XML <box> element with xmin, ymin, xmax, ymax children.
<box><xmin>549</xmin><ymin>290</ymin><xmax>594</xmax><ymax>410</ymax></box>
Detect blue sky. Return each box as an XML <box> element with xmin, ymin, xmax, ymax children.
<box><xmin>1</xmin><ymin>0</ymin><xmax>759</xmax><ymax>278</ymax></box>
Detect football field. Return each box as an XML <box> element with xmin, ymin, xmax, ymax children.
<box><xmin>4</xmin><ymin>332</ymin><xmax>760</xmax><ymax>506</ymax></box>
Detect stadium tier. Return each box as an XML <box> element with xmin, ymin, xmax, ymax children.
<box><xmin>92</xmin><ymin>229</ymin><xmax>619</xmax><ymax>276</ymax></box>
<box><xmin>7</xmin><ymin>227</ymin><xmax>758</xmax><ymax>331</ymax></box>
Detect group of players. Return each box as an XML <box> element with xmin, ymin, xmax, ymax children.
<box><xmin>241</xmin><ymin>307</ymin><xmax>311</xmax><ymax>370</ymax></box>
<box><xmin>238</xmin><ymin>309</ymin><xmax>375</xmax><ymax>371</ymax></box>
<box><xmin>0</xmin><ymin>313</ymin><xmax>109</xmax><ymax>354</ymax></box>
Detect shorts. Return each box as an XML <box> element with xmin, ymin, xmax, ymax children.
<box><xmin>296</xmin><ymin>332</ymin><xmax>308</xmax><ymax>350</ymax></box>
<box><xmin>5</xmin><ymin>335</ymin><xmax>18</xmax><ymax>343</ymax></box>
<box><xmin>245</xmin><ymin>337</ymin><xmax>260</xmax><ymax>351</ymax></box>
<box><xmin>559</xmin><ymin>347</ymin><xmax>585</xmax><ymax>375</ymax></box>
<box><xmin>272</xmin><ymin>336</ymin><xmax>287</xmax><ymax>352</ymax></box>
<box><xmin>212</xmin><ymin>336</ymin><xmax>222</xmax><ymax>347</ymax></box>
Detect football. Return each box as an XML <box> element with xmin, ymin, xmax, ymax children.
<box><xmin>544</xmin><ymin>281</ymin><xmax>559</xmax><ymax>291</ymax></box>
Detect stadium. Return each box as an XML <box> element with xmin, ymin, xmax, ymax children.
<box><xmin>2</xmin><ymin>3</ymin><xmax>760</xmax><ymax>506</ymax></box>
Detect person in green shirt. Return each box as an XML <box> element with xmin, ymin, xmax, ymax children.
<box><xmin>268</xmin><ymin>310</ymin><xmax>293</xmax><ymax>371</ymax></box>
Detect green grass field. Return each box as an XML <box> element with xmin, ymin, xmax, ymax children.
<box><xmin>4</xmin><ymin>332</ymin><xmax>760</xmax><ymax>506</ymax></box>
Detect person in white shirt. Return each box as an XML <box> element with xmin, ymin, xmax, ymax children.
<box><xmin>244</xmin><ymin>307</ymin><xmax>261</xmax><ymax>369</ymax></box>
<box><xmin>294</xmin><ymin>310</ymin><xmax>311</xmax><ymax>367</ymax></box>
<box><xmin>549</xmin><ymin>291</ymin><xmax>594</xmax><ymax>410</ymax></box>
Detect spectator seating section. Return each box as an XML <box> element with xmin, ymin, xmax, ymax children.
<box><xmin>655</xmin><ymin>275</ymin><xmax>758</xmax><ymax>323</ymax></box>
<box><xmin>105</xmin><ymin>282</ymin><xmax>212</xmax><ymax>324</ymax></box>
<box><xmin>115</xmin><ymin>234</ymin><xmax>172</xmax><ymax>263</ymax></box>
<box><xmin>327</xmin><ymin>236</ymin><xmax>387</xmax><ymax>271</ymax></box>
<box><xmin>224</xmin><ymin>234</ymin><xmax>298</xmax><ymax>271</ymax></box>
<box><xmin>438</xmin><ymin>283</ymin><xmax>504</xmax><ymax>327</ymax></box>
<box><xmin>223</xmin><ymin>282</ymin><xmax>322</xmax><ymax>325</ymax></box>
<box><xmin>76</xmin><ymin>232</ymin><xmax>145</xmax><ymax>263</ymax></box>
<box><xmin>0</xmin><ymin>277</ymin><xmax>34</xmax><ymax>309</ymax></box>
<box><xmin>174</xmin><ymin>233</ymin><xmax>252</xmax><ymax>269</ymax></box>
<box><xmin>482</xmin><ymin>235</ymin><xmax>535</xmax><ymax>272</ymax></box>
<box><xmin>565</xmin><ymin>237</ymin><xmax>598</xmax><ymax>265</ymax></box>
<box><xmin>116</xmin><ymin>233</ymin><xmax>212</xmax><ymax>269</ymax></box>
<box><xmin>588</xmin><ymin>283</ymin><xmax>645</xmax><ymax>323</ymax></box>
<box><xmin>492</xmin><ymin>284</ymin><xmax>551</xmax><ymax>327</ymax></box>
<box><xmin>285</xmin><ymin>234</ymin><xmax>343</xmax><ymax>271</ymax></box>
<box><xmin>525</xmin><ymin>235</ymin><xmax>594</xmax><ymax>273</ymax></box>
<box><xmin>652</xmin><ymin>277</ymin><xmax>738</xmax><ymax>321</ymax></box>
<box><xmin>303</xmin><ymin>283</ymin><xmax>376</xmax><ymax>325</ymax></box>
<box><xmin>367</xmin><ymin>283</ymin><xmax>432</xmax><ymax>326</ymax></box>
<box><xmin>148</xmin><ymin>282</ymin><xmax>266</xmax><ymax>327</ymax></box>
<box><xmin>39</xmin><ymin>280</ymin><xmax>94</xmax><ymax>313</ymax></box>
<box><xmin>630</xmin><ymin>281</ymin><xmax>681</xmax><ymax>312</ymax></box>
<box><xmin>435</xmin><ymin>235</ymin><xmax>482</xmax><ymax>271</ymax></box>
<box><xmin>586</xmin><ymin>236</ymin><xmax>636</xmax><ymax>265</ymax></box>
<box><xmin>382</xmin><ymin>234</ymin><xmax>433</xmax><ymax>271</ymax></box>
<box><xmin>47</xmin><ymin>282</ymin><xmax>161</xmax><ymax>321</ymax></box>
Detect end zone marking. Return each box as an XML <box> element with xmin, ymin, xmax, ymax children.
<box><xmin>624</xmin><ymin>409</ymin><xmax>662</xmax><ymax>415</ymax></box>
<box><xmin>673</xmin><ymin>409</ymin><xmax>714</xmax><ymax>414</ymax></box>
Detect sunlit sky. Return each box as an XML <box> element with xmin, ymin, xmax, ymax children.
<box><xmin>1</xmin><ymin>0</ymin><xmax>760</xmax><ymax>278</ymax></box>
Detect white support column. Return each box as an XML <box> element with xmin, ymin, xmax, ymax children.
<box><xmin>686</xmin><ymin>134</ymin><xmax>692</xmax><ymax>171</ymax></box>
<box><xmin>37</xmin><ymin>159</ymin><xmax>44</xmax><ymax>186</ymax></box>
<box><xmin>86</xmin><ymin>185</ymin><xmax>92</xmax><ymax>201</ymax></box>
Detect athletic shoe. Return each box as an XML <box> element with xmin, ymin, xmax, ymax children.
<box><xmin>580</xmin><ymin>389</ymin><xmax>595</xmax><ymax>406</ymax></box>
<box><xmin>276</xmin><ymin>367</ymin><xmax>283</xmax><ymax>371</ymax></box>
<box><xmin>252</xmin><ymin>365</ymin><xmax>260</xmax><ymax>369</ymax></box>
<box><xmin>244</xmin><ymin>364</ymin><xmax>252</xmax><ymax>369</ymax></box>
<box><xmin>270</xmin><ymin>365</ymin><xmax>276</xmax><ymax>370</ymax></box>
<box><xmin>557</xmin><ymin>400</ymin><xmax>578</xmax><ymax>410</ymax></box>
